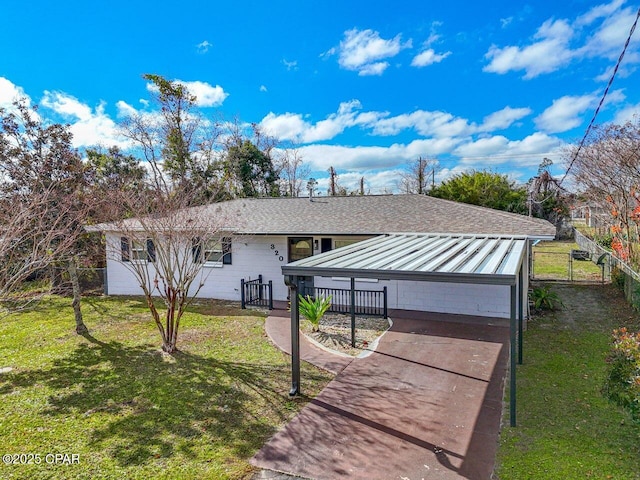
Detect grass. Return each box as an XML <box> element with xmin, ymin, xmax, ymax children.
<box><xmin>496</xmin><ymin>283</ymin><xmax>640</xmax><ymax>479</ymax></box>
<box><xmin>0</xmin><ymin>296</ymin><xmax>332</xmax><ymax>479</ymax></box>
<box><xmin>533</xmin><ymin>240</ymin><xmax>604</xmax><ymax>281</ymax></box>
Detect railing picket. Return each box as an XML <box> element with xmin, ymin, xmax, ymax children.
<box><xmin>303</xmin><ymin>285</ymin><xmax>387</xmax><ymax>317</ymax></box>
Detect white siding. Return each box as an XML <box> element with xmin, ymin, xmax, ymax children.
<box><xmin>104</xmin><ymin>232</ymin><xmax>526</xmax><ymax>319</ymax></box>
<box><xmin>195</xmin><ymin>235</ymin><xmax>289</xmax><ymax>301</ymax></box>
<box><xmin>314</xmin><ymin>276</ymin><xmax>512</xmax><ymax>318</ymax></box>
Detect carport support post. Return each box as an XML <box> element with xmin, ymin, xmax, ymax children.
<box><xmin>518</xmin><ymin>266</ymin><xmax>524</xmax><ymax>365</ymax></box>
<box><xmin>510</xmin><ymin>283</ymin><xmax>517</xmax><ymax>427</ymax></box>
<box><xmin>350</xmin><ymin>277</ymin><xmax>356</xmax><ymax>347</ymax></box>
<box><xmin>284</xmin><ymin>275</ymin><xmax>301</xmax><ymax>397</ymax></box>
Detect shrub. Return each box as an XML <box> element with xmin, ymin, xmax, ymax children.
<box><xmin>594</xmin><ymin>232</ymin><xmax>614</xmax><ymax>249</ymax></box>
<box><xmin>298</xmin><ymin>295</ymin><xmax>332</xmax><ymax>332</ymax></box>
<box><xmin>611</xmin><ymin>267</ymin><xmax>626</xmax><ymax>290</ymax></box>
<box><xmin>530</xmin><ymin>285</ymin><xmax>563</xmax><ymax>311</ymax></box>
<box><xmin>603</xmin><ymin>327</ymin><xmax>640</xmax><ymax>422</ymax></box>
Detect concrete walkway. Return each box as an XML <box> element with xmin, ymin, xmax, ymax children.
<box><xmin>264</xmin><ymin>308</ymin><xmax>353</xmax><ymax>375</ymax></box>
<box><xmin>254</xmin><ymin>311</ymin><xmax>510</xmax><ymax>480</ymax></box>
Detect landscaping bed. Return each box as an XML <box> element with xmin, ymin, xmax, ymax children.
<box><xmin>300</xmin><ymin>313</ymin><xmax>390</xmax><ymax>357</ymax></box>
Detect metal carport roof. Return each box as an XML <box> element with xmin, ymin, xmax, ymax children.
<box><xmin>282</xmin><ymin>233</ymin><xmax>528</xmax><ymax>286</ymax></box>
<box><xmin>282</xmin><ymin>232</ymin><xmax>529</xmax><ymax>427</ymax></box>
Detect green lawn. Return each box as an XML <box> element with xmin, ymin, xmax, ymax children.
<box><xmin>532</xmin><ymin>240</ymin><xmax>604</xmax><ymax>281</ymax></box>
<box><xmin>496</xmin><ymin>283</ymin><xmax>640</xmax><ymax>479</ymax></box>
<box><xmin>0</xmin><ymin>296</ymin><xmax>332</xmax><ymax>479</ymax></box>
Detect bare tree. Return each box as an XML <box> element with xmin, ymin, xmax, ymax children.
<box><xmin>568</xmin><ymin>119</ymin><xmax>640</xmax><ymax>262</ymax></box>
<box><xmin>398</xmin><ymin>156</ymin><xmax>439</xmax><ymax>194</ymax></box>
<box><xmin>277</xmin><ymin>148</ymin><xmax>309</xmax><ymax>197</ymax></box>
<box><xmin>0</xmin><ymin>100</ymin><xmax>89</xmax><ymax>326</ymax></box>
<box><xmin>93</xmin><ymin>74</ymin><xmax>239</xmax><ymax>353</ymax></box>
<box><xmin>120</xmin><ymin>74</ymin><xmax>224</xmax><ymax>204</ymax></box>
<box><xmin>0</xmin><ymin>189</ymin><xmax>81</xmax><ymax>314</ymax></box>
<box><xmin>91</xmin><ymin>192</ymin><xmax>234</xmax><ymax>353</ymax></box>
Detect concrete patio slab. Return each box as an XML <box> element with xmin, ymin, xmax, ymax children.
<box><xmin>253</xmin><ymin>312</ymin><xmax>510</xmax><ymax>480</ymax></box>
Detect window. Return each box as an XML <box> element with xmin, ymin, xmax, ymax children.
<box><xmin>120</xmin><ymin>237</ymin><xmax>155</xmax><ymax>262</ymax></box>
<box><xmin>288</xmin><ymin>237</ymin><xmax>313</xmax><ymax>262</ymax></box>
<box><xmin>192</xmin><ymin>237</ymin><xmax>232</xmax><ymax>266</ymax></box>
<box><xmin>334</xmin><ymin>239</ymin><xmax>359</xmax><ymax>249</ymax></box>
<box><xmin>131</xmin><ymin>240</ymin><xmax>147</xmax><ymax>261</ymax></box>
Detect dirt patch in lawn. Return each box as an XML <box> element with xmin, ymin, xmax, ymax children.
<box><xmin>530</xmin><ymin>282</ymin><xmax>639</xmax><ymax>331</ymax></box>
<box><xmin>300</xmin><ymin>313</ymin><xmax>390</xmax><ymax>357</ymax></box>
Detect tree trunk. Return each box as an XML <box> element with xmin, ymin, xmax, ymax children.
<box><xmin>68</xmin><ymin>258</ymin><xmax>88</xmax><ymax>335</ymax></box>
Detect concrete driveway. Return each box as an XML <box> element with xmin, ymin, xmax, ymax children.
<box><xmin>252</xmin><ymin>311</ymin><xmax>510</xmax><ymax>480</ymax></box>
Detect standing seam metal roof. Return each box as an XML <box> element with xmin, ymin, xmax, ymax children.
<box><xmin>282</xmin><ymin>233</ymin><xmax>528</xmax><ymax>285</ymax></box>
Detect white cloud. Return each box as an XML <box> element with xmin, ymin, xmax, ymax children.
<box><xmin>579</xmin><ymin>5</ymin><xmax>640</xmax><ymax>60</ymax></box>
<box><xmin>480</xmin><ymin>106</ymin><xmax>532</xmax><ymax>131</ymax></box>
<box><xmin>612</xmin><ymin>103</ymin><xmax>640</xmax><ymax>124</ymax></box>
<box><xmin>260</xmin><ymin>100</ymin><xmax>386</xmax><ymax>143</ymax></box>
<box><xmin>337</xmin><ymin>28</ymin><xmax>411</xmax><ymax>75</ymax></box>
<box><xmin>411</xmin><ymin>48</ymin><xmax>451</xmax><ymax>67</ymax></box>
<box><xmin>575</xmin><ymin>0</ymin><xmax>625</xmax><ymax>27</ymax></box>
<box><xmin>42</xmin><ymin>90</ymin><xmax>92</xmax><ymax>120</ymax></box>
<box><xmin>484</xmin><ymin>1</ymin><xmax>640</xmax><ymax>79</ymax></box>
<box><xmin>484</xmin><ymin>19</ymin><xmax>575</xmax><ymax>78</ymax></box>
<box><xmin>146</xmin><ymin>79</ymin><xmax>228</xmax><ymax>107</ymax></box>
<box><xmin>299</xmin><ymin>137</ymin><xmax>460</xmax><ymax>172</ymax></box>
<box><xmin>181</xmin><ymin>80</ymin><xmax>228</xmax><ymax>107</ymax></box>
<box><xmin>261</xmin><ymin>100</ymin><xmax>537</xmax><ymax>145</ymax></box>
<box><xmin>282</xmin><ymin>59</ymin><xmax>298</xmax><ymax>71</ymax></box>
<box><xmin>259</xmin><ymin>85</ymin><xmax>268</xmax><ymax>92</ymax></box>
<box><xmin>41</xmin><ymin>91</ymin><xmax>128</xmax><ymax>149</ymax></box>
<box><xmin>358</xmin><ymin>61</ymin><xmax>390</xmax><ymax>76</ymax></box>
<box><xmin>500</xmin><ymin>17</ymin><xmax>514</xmax><ymax>28</ymax></box>
<box><xmin>534</xmin><ymin>94</ymin><xmax>598</xmax><ymax>133</ymax></box>
<box><xmin>196</xmin><ymin>40</ymin><xmax>212</xmax><ymax>54</ymax></box>
<box><xmin>115</xmin><ymin>100</ymin><xmax>138</xmax><ymax>118</ymax></box>
<box><xmin>370</xmin><ymin>110</ymin><xmax>474</xmax><ymax>138</ymax></box>
<box><xmin>454</xmin><ymin>132</ymin><xmax>564</xmax><ymax>166</ymax></box>
<box><xmin>0</xmin><ymin>77</ymin><xmax>31</xmax><ymax>109</ymax></box>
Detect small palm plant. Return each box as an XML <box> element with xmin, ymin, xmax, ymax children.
<box><xmin>530</xmin><ymin>285</ymin><xmax>563</xmax><ymax>311</ymax></box>
<box><xmin>298</xmin><ymin>294</ymin><xmax>332</xmax><ymax>332</ymax></box>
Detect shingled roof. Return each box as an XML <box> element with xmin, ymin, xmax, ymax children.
<box><xmin>198</xmin><ymin>194</ymin><xmax>556</xmax><ymax>237</ymax></box>
<box><xmin>88</xmin><ymin>194</ymin><xmax>556</xmax><ymax>238</ymax></box>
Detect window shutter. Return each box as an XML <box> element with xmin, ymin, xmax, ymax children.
<box><xmin>192</xmin><ymin>237</ymin><xmax>202</xmax><ymax>263</ymax></box>
<box><xmin>146</xmin><ymin>239</ymin><xmax>156</xmax><ymax>262</ymax></box>
<box><xmin>121</xmin><ymin>237</ymin><xmax>130</xmax><ymax>262</ymax></box>
<box><xmin>222</xmin><ymin>237</ymin><xmax>232</xmax><ymax>265</ymax></box>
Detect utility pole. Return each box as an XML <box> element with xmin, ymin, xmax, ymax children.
<box><xmin>328</xmin><ymin>166</ymin><xmax>337</xmax><ymax>196</ymax></box>
<box><xmin>359</xmin><ymin>176</ymin><xmax>365</xmax><ymax>195</ymax></box>
<box><xmin>417</xmin><ymin>156</ymin><xmax>425</xmax><ymax>194</ymax></box>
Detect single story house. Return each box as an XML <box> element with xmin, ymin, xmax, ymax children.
<box><xmin>88</xmin><ymin>194</ymin><xmax>555</xmax><ymax>320</ymax></box>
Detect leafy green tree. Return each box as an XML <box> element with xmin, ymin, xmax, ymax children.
<box><xmin>225</xmin><ymin>139</ymin><xmax>280</xmax><ymax>197</ymax></box>
<box><xmin>430</xmin><ymin>169</ymin><xmax>527</xmax><ymax>214</ymax></box>
<box><xmin>86</xmin><ymin>146</ymin><xmax>147</xmax><ymax>192</ymax></box>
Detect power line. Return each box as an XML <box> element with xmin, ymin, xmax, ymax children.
<box><xmin>558</xmin><ymin>6</ymin><xmax>640</xmax><ymax>187</ymax></box>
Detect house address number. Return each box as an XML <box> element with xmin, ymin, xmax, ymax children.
<box><xmin>270</xmin><ymin>244</ymin><xmax>284</xmax><ymax>262</ymax></box>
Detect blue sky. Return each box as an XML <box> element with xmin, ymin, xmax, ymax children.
<box><xmin>1</xmin><ymin>0</ymin><xmax>639</xmax><ymax>193</ymax></box>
